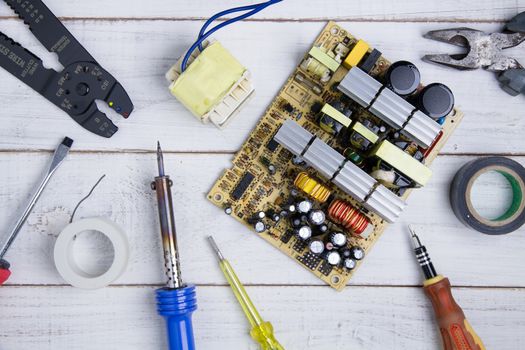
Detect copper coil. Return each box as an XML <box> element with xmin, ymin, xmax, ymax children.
<box><xmin>294</xmin><ymin>172</ymin><xmax>331</xmax><ymax>203</ymax></box>
<box><xmin>328</xmin><ymin>199</ymin><xmax>371</xmax><ymax>236</ymax></box>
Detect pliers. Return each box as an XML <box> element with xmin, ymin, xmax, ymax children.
<box><xmin>423</xmin><ymin>12</ymin><xmax>525</xmax><ymax>96</ymax></box>
<box><xmin>0</xmin><ymin>0</ymin><xmax>134</xmax><ymax>137</ymax></box>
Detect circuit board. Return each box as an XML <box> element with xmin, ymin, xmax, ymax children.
<box><xmin>208</xmin><ymin>22</ymin><xmax>463</xmax><ymax>290</ymax></box>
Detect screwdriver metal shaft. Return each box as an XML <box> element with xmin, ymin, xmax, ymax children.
<box><xmin>0</xmin><ymin>137</ymin><xmax>73</xmax><ymax>259</ymax></box>
<box><xmin>0</xmin><ymin>137</ymin><xmax>73</xmax><ymax>285</ymax></box>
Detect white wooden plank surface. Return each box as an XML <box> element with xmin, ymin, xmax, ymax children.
<box><xmin>1</xmin><ymin>2</ymin><xmax>525</xmax><ymax>349</ymax></box>
<box><xmin>1</xmin><ymin>153</ymin><xmax>523</xmax><ymax>287</ymax></box>
<box><xmin>0</xmin><ymin>285</ymin><xmax>523</xmax><ymax>350</ymax></box>
<box><xmin>0</xmin><ymin>0</ymin><xmax>523</xmax><ymax>22</ymax></box>
<box><xmin>0</xmin><ymin>18</ymin><xmax>524</xmax><ymax>153</ymax></box>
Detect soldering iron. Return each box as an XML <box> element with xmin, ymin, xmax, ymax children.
<box><xmin>152</xmin><ymin>142</ymin><xmax>197</xmax><ymax>350</ymax></box>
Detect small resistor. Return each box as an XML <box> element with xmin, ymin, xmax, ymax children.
<box><xmin>327</xmin><ymin>199</ymin><xmax>374</xmax><ymax>238</ymax></box>
<box><xmin>294</xmin><ymin>172</ymin><xmax>331</xmax><ymax>203</ymax></box>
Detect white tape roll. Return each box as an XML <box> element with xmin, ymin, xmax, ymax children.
<box><xmin>54</xmin><ymin>217</ymin><xmax>129</xmax><ymax>289</ymax></box>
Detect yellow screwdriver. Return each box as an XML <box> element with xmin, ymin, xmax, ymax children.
<box><xmin>208</xmin><ymin>236</ymin><xmax>285</xmax><ymax>350</ymax></box>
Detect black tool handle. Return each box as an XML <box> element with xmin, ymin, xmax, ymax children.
<box><xmin>498</xmin><ymin>68</ymin><xmax>525</xmax><ymax>96</ymax></box>
<box><xmin>0</xmin><ymin>32</ymin><xmax>55</xmax><ymax>91</ymax></box>
<box><xmin>506</xmin><ymin>12</ymin><xmax>525</xmax><ymax>33</ymax></box>
<box><xmin>3</xmin><ymin>0</ymin><xmax>95</xmax><ymax>66</ymax></box>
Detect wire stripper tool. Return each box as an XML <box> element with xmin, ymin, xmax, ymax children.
<box><xmin>0</xmin><ymin>0</ymin><xmax>133</xmax><ymax>137</ymax></box>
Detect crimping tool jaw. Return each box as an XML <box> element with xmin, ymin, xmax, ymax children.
<box><xmin>76</xmin><ymin>103</ymin><xmax>119</xmax><ymax>138</ymax></box>
<box><xmin>105</xmin><ymin>83</ymin><xmax>133</xmax><ymax>119</ymax></box>
<box><xmin>54</xmin><ymin>62</ymin><xmax>134</xmax><ymax>138</ymax></box>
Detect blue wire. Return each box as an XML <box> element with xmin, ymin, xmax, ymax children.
<box><xmin>181</xmin><ymin>0</ymin><xmax>282</xmax><ymax>72</ymax></box>
<box><xmin>197</xmin><ymin>2</ymin><xmax>270</xmax><ymax>51</ymax></box>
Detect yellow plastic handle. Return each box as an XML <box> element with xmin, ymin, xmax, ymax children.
<box><xmin>250</xmin><ymin>321</ymin><xmax>286</xmax><ymax>350</ymax></box>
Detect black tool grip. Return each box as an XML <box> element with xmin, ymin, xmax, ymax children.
<box><xmin>498</xmin><ymin>68</ymin><xmax>525</xmax><ymax>96</ymax></box>
<box><xmin>506</xmin><ymin>11</ymin><xmax>525</xmax><ymax>33</ymax></box>
<box><xmin>0</xmin><ymin>31</ymin><xmax>55</xmax><ymax>91</ymax></box>
<box><xmin>3</xmin><ymin>0</ymin><xmax>95</xmax><ymax>66</ymax></box>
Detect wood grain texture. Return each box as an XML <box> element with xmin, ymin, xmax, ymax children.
<box><xmin>1</xmin><ymin>2</ymin><xmax>524</xmax><ymax>348</ymax></box>
<box><xmin>1</xmin><ymin>152</ymin><xmax>523</xmax><ymax>287</ymax></box>
<box><xmin>0</xmin><ymin>285</ymin><xmax>523</xmax><ymax>350</ymax></box>
<box><xmin>0</xmin><ymin>19</ymin><xmax>524</xmax><ymax>153</ymax></box>
<box><xmin>0</xmin><ymin>0</ymin><xmax>523</xmax><ymax>22</ymax></box>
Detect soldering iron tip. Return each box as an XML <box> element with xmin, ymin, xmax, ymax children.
<box><xmin>156</xmin><ymin>141</ymin><xmax>165</xmax><ymax>177</ymax></box>
<box><xmin>207</xmin><ymin>236</ymin><xmax>224</xmax><ymax>261</ymax></box>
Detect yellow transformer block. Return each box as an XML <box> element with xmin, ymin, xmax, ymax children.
<box><xmin>372</xmin><ymin>140</ymin><xmax>432</xmax><ymax>186</ymax></box>
<box><xmin>321</xmin><ymin>103</ymin><xmax>351</xmax><ymax>127</ymax></box>
<box><xmin>352</xmin><ymin>121</ymin><xmax>379</xmax><ymax>143</ymax></box>
<box><xmin>166</xmin><ymin>41</ymin><xmax>254</xmax><ymax>128</ymax></box>
<box><xmin>343</xmin><ymin>40</ymin><xmax>369</xmax><ymax>69</ymax></box>
<box><xmin>308</xmin><ymin>46</ymin><xmax>340</xmax><ymax>72</ymax></box>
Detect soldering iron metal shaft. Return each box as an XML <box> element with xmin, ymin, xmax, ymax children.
<box><xmin>153</xmin><ymin>142</ymin><xmax>183</xmax><ymax>289</ymax></box>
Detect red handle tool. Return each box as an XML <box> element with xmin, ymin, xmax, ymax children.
<box><xmin>0</xmin><ymin>259</ymin><xmax>10</xmax><ymax>285</ymax></box>
<box><xmin>0</xmin><ymin>137</ymin><xmax>73</xmax><ymax>286</ymax></box>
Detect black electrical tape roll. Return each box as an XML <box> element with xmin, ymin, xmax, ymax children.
<box><xmin>450</xmin><ymin>157</ymin><xmax>525</xmax><ymax>235</ymax></box>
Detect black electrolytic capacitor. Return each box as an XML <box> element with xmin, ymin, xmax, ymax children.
<box><xmin>318</xmin><ymin>224</ymin><xmax>328</xmax><ymax>234</ymax></box>
<box><xmin>385</xmin><ymin>61</ymin><xmax>421</xmax><ymax>96</ymax></box>
<box><xmin>343</xmin><ymin>258</ymin><xmax>357</xmax><ymax>271</ymax></box>
<box><xmin>308</xmin><ymin>210</ymin><xmax>326</xmax><ymax>226</ymax></box>
<box><xmin>248</xmin><ymin>211</ymin><xmax>266</xmax><ymax>224</ymax></box>
<box><xmin>254</xmin><ymin>221</ymin><xmax>266</xmax><ymax>233</ymax></box>
<box><xmin>284</xmin><ymin>203</ymin><xmax>296</xmax><ymax>214</ymax></box>
<box><xmin>297</xmin><ymin>199</ymin><xmax>313</xmax><ymax>214</ymax></box>
<box><xmin>296</xmin><ymin>225</ymin><xmax>313</xmax><ymax>240</ymax></box>
<box><xmin>416</xmin><ymin>83</ymin><xmax>455</xmax><ymax>120</ymax></box>
<box><xmin>266</xmin><ymin>210</ymin><xmax>280</xmax><ymax>222</ymax></box>
<box><xmin>340</xmin><ymin>248</ymin><xmax>352</xmax><ymax>259</ymax></box>
<box><xmin>350</xmin><ymin>246</ymin><xmax>365</xmax><ymax>261</ymax></box>
<box><xmin>312</xmin><ymin>223</ymin><xmax>328</xmax><ymax>237</ymax></box>
<box><xmin>309</xmin><ymin>239</ymin><xmax>325</xmax><ymax>255</ymax></box>
<box><xmin>330</xmin><ymin>232</ymin><xmax>347</xmax><ymax>248</ymax></box>
<box><xmin>325</xmin><ymin>251</ymin><xmax>342</xmax><ymax>266</ymax></box>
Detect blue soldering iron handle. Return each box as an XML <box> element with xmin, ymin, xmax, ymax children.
<box><xmin>156</xmin><ymin>285</ymin><xmax>197</xmax><ymax>350</ymax></box>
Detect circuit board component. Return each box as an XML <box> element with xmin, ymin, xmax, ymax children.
<box><xmin>208</xmin><ymin>22</ymin><xmax>463</xmax><ymax>290</ymax></box>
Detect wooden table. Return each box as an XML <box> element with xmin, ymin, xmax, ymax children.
<box><xmin>1</xmin><ymin>1</ymin><xmax>524</xmax><ymax>349</ymax></box>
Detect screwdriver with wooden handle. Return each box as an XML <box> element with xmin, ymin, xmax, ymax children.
<box><xmin>408</xmin><ymin>225</ymin><xmax>485</xmax><ymax>350</ymax></box>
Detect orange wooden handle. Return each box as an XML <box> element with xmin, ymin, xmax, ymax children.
<box><xmin>424</xmin><ymin>277</ymin><xmax>485</xmax><ymax>350</ymax></box>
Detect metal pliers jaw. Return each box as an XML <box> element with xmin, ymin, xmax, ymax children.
<box><xmin>423</xmin><ymin>27</ymin><xmax>525</xmax><ymax>71</ymax></box>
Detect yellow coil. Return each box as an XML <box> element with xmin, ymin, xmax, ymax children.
<box><xmin>294</xmin><ymin>172</ymin><xmax>331</xmax><ymax>203</ymax></box>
